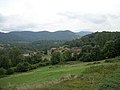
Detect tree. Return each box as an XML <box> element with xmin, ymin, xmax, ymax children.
<box><xmin>79</xmin><ymin>53</ymin><xmax>92</xmax><ymax>62</ymax></box>
<box><xmin>114</xmin><ymin>38</ymin><xmax>120</xmax><ymax>56</ymax></box>
<box><xmin>63</xmin><ymin>50</ymin><xmax>72</xmax><ymax>61</ymax></box>
<box><xmin>71</xmin><ymin>52</ymin><xmax>79</xmax><ymax>61</ymax></box>
<box><xmin>0</xmin><ymin>50</ymin><xmax>12</xmax><ymax>69</ymax></box>
<box><xmin>6</xmin><ymin>68</ymin><xmax>14</xmax><ymax>75</ymax></box>
<box><xmin>17</xmin><ymin>62</ymin><xmax>31</xmax><ymax>72</ymax></box>
<box><xmin>103</xmin><ymin>40</ymin><xmax>116</xmax><ymax>58</ymax></box>
<box><xmin>9</xmin><ymin>48</ymin><xmax>21</xmax><ymax>66</ymax></box>
<box><xmin>0</xmin><ymin>55</ymin><xmax>12</xmax><ymax>69</ymax></box>
<box><xmin>79</xmin><ymin>44</ymin><xmax>103</xmax><ymax>62</ymax></box>
<box><xmin>51</xmin><ymin>52</ymin><xmax>61</xmax><ymax>65</ymax></box>
<box><xmin>79</xmin><ymin>45</ymin><xmax>93</xmax><ymax>62</ymax></box>
<box><xmin>0</xmin><ymin>68</ymin><xmax>6</xmax><ymax>75</ymax></box>
<box><xmin>0</xmin><ymin>49</ymin><xmax>11</xmax><ymax>69</ymax></box>
<box><xmin>91</xmin><ymin>45</ymin><xmax>103</xmax><ymax>61</ymax></box>
<box><xmin>27</xmin><ymin>55</ymin><xmax>42</xmax><ymax>64</ymax></box>
<box><xmin>81</xmin><ymin>45</ymin><xmax>92</xmax><ymax>53</ymax></box>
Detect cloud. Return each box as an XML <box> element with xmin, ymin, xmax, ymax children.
<box><xmin>58</xmin><ymin>12</ymin><xmax>120</xmax><ymax>31</ymax></box>
<box><xmin>58</xmin><ymin>12</ymin><xmax>108</xmax><ymax>24</ymax></box>
<box><xmin>0</xmin><ymin>14</ymin><xmax>7</xmax><ymax>23</ymax></box>
<box><xmin>0</xmin><ymin>12</ymin><xmax>120</xmax><ymax>33</ymax></box>
<box><xmin>82</xmin><ymin>14</ymin><xmax>107</xmax><ymax>24</ymax></box>
<box><xmin>0</xmin><ymin>0</ymin><xmax>120</xmax><ymax>32</ymax></box>
<box><xmin>0</xmin><ymin>13</ymin><xmax>40</xmax><ymax>32</ymax></box>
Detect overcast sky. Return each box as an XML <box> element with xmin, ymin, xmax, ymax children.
<box><xmin>0</xmin><ymin>0</ymin><xmax>120</xmax><ymax>32</ymax></box>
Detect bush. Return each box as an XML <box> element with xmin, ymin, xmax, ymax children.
<box><xmin>39</xmin><ymin>62</ymin><xmax>47</xmax><ymax>67</ymax></box>
<box><xmin>6</xmin><ymin>68</ymin><xmax>14</xmax><ymax>75</ymax></box>
<box><xmin>105</xmin><ymin>59</ymin><xmax>113</xmax><ymax>63</ymax></box>
<box><xmin>17</xmin><ymin>62</ymin><xmax>31</xmax><ymax>72</ymax></box>
<box><xmin>0</xmin><ymin>68</ymin><xmax>6</xmax><ymax>75</ymax></box>
<box><xmin>30</xmin><ymin>64</ymin><xmax>38</xmax><ymax>70</ymax></box>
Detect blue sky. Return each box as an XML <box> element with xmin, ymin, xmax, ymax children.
<box><xmin>0</xmin><ymin>0</ymin><xmax>120</xmax><ymax>32</ymax></box>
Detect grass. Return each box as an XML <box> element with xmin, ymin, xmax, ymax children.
<box><xmin>0</xmin><ymin>63</ymin><xmax>87</xmax><ymax>89</ymax></box>
<box><xmin>0</xmin><ymin>57</ymin><xmax>120</xmax><ymax>90</ymax></box>
<box><xmin>45</xmin><ymin>58</ymin><xmax>120</xmax><ymax>90</ymax></box>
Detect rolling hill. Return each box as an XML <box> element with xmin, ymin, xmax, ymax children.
<box><xmin>0</xmin><ymin>30</ymin><xmax>93</xmax><ymax>43</ymax></box>
<box><xmin>0</xmin><ymin>30</ymin><xmax>78</xmax><ymax>43</ymax></box>
<box><xmin>76</xmin><ymin>31</ymin><xmax>93</xmax><ymax>37</ymax></box>
<box><xmin>65</xmin><ymin>31</ymin><xmax>120</xmax><ymax>47</ymax></box>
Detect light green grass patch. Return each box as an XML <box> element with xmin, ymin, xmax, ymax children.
<box><xmin>0</xmin><ymin>64</ymin><xmax>86</xmax><ymax>88</ymax></box>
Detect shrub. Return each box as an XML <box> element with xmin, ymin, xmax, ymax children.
<box><xmin>17</xmin><ymin>62</ymin><xmax>31</xmax><ymax>72</ymax></box>
<box><xmin>30</xmin><ymin>64</ymin><xmax>38</xmax><ymax>70</ymax></box>
<box><xmin>105</xmin><ymin>59</ymin><xmax>113</xmax><ymax>63</ymax></box>
<box><xmin>6</xmin><ymin>68</ymin><xmax>14</xmax><ymax>75</ymax></box>
<box><xmin>39</xmin><ymin>60</ymin><xmax>50</xmax><ymax>67</ymax></box>
<box><xmin>0</xmin><ymin>68</ymin><xmax>6</xmax><ymax>75</ymax></box>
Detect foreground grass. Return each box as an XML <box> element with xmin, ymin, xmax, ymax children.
<box><xmin>0</xmin><ymin>62</ymin><xmax>87</xmax><ymax>89</ymax></box>
<box><xmin>46</xmin><ymin>58</ymin><xmax>120</xmax><ymax>90</ymax></box>
<box><xmin>0</xmin><ymin>57</ymin><xmax>120</xmax><ymax>90</ymax></box>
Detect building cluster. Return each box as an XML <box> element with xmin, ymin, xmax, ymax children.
<box><xmin>23</xmin><ymin>47</ymin><xmax>81</xmax><ymax>57</ymax></box>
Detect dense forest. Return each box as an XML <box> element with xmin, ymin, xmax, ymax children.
<box><xmin>65</xmin><ymin>31</ymin><xmax>120</xmax><ymax>61</ymax></box>
<box><xmin>9</xmin><ymin>40</ymin><xmax>65</xmax><ymax>52</ymax></box>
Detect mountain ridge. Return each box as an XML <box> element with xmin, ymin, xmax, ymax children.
<box><xmin>0</xmin><ymin>30</ymin><xmax>92</xmax><ymax>43</ymax></box>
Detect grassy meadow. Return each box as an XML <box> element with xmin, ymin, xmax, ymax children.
<box><xmin>0</xmin><ymin>57</ymin><xmax>120</xmax><ymax>90</ymax></box>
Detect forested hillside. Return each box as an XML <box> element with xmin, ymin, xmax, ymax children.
<box><xmin>65</xmin><ymin>31</ymin><xmax>120</xmax><ymax>47</ymax></box>
<box><xmin>64</xmin><ymin>31</ymin><xmax>120</xmax><ymax>61</ymax></box>
<box><xmin>0</xmin><ymin>30</ymin><xmax>78</xmax><ymax>43</ymax></box>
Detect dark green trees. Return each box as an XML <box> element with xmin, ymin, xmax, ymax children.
<box><xmin>64</xmin><ymin>32</ymin><xmax>120</xmax><ymax>62</ymax></box>
<box><xmin>6</xmin><ymin>68</ymin><xmax>14</xmax><ymax>75</ymax></box>
<box><xmin>51</xmin><ymin>52</ymin><xmax>62</xmax><ymax>65</ymax></box>
<box><xmin>17</xmin><ymin>62</ymin><xmax>31</xmax><ymax>72</ymax></box>
<box><xmin>114</xmin><ymin>38</ymin><xmax>120</xmax><ymax>56</ymax></box>
<box><xmin>79</xmin><ymin>45</ymin><xmax>93</xmax><ymax>62</ymax></box>
<box><xmin>79</xmin><ymin>45</ymin><xmax>102</xmax><ymax>62</ymax></box>
<box><xmin>0</xmin><ymin>49</ymin><xmax>12</xmax><ymax>69</ymax></box>
<box><xmin>27</xmin><ymin>55</ymin><xmax>42</xmax><ymax>64</ymax></box>
<box><xmin>91</xmin><ymin>45</ymin><xmax>102</xmax><ymax>61</ymax></box>
<box><xmin>0</xmin><ymin>68</ymin><xmax>6</xmax><ymax>75</ymax></box>
<box><xmin>63</xmin><ymin>50</ymin><xmax>72</xmax><ymax>61</ymax></box>
<box><xmin>103</xmin><ymin>40</ymin><xmax>116</xmax><ymax>58</ymax></box>
<box><xmin>0</xmin><ymin>56</ymin><xmax>12</xmax><ymax>69</ymax></box>
<box><xmin>0</xmin><ymin>48</ymin><xmax>22</xmax><ymax>69</ymax></box>
<box><xmin>9</xmin><ymin>48</ymin><xmax>22</xmax><ymax>66</ymax></box>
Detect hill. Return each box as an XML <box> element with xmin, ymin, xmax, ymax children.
<box><xmin>0</xmin><ymin>30</ymin><xmax>78</xmax><ymax>43</ymax></box>
<box><xmin>76</xmin><ymin>31</ymin><xmax>93</xmax><ymax>37</ymax></box>
<box><xmin>0</xmin><ymin>30</ymin><xmax>94</xmax><ymax>43</ymax></box>
<box><xmin>65</xmin><ymin>31</ymin><xmax>120</xmax><ymax>47</ymax></box>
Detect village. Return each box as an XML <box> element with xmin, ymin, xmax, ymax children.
<box><xmin>23</xmin><ymin>46</ymin><xmax>81</xmax><ymax>58</ymax></box>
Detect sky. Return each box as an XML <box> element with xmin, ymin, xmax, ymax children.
<box><xmin>0</xmin><ymin>0</ymin><xmax>120</xmax><ymax>32</ymax></box>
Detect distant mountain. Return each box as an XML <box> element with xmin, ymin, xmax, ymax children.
<box><xmin>0</xmin><ymin>32</ymin><xmax>24</xmax><ymax>43</ymax></box>
<box><xmin>0</xmin><ymin>30</ymin><xmax>78</xmax><ymax>43</ymax></box>
<box><xmin>76</xmin><ymin>31</ymin><xmax>93</xmax><ymax>37</ymax></box>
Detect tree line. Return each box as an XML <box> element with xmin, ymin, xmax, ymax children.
<box><xmin>51</xmin><ymin>32</ymin><xmax>120</xmax><ymax>63</ymax></box>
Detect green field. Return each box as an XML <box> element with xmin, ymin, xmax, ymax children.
<box><xmin>0</xmin><ymin>57</ymin><xmax>120</xmax><ymax>90</ymax></box>
<box><xmin>0</xmin><ymin>62</ymin><xmax>87</xmax><ymax>89</ymax></box>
